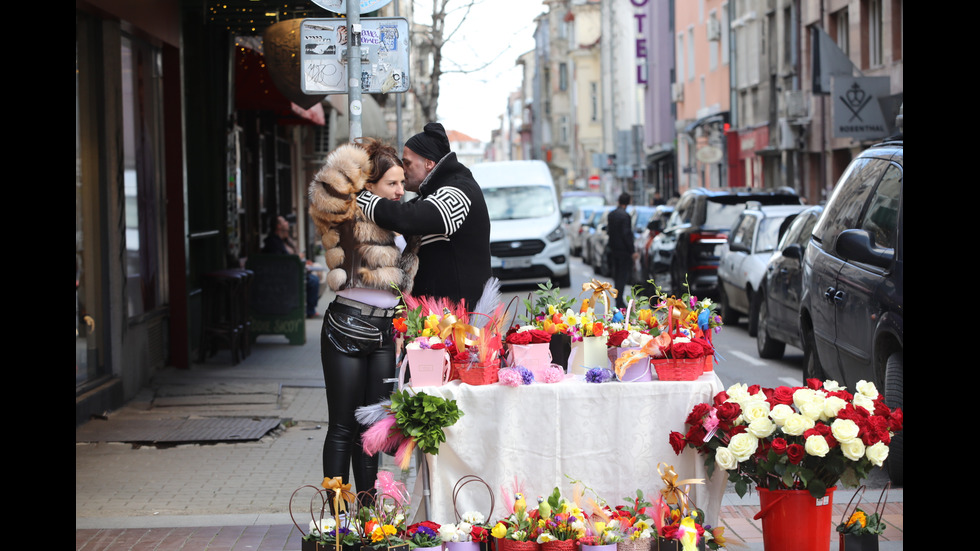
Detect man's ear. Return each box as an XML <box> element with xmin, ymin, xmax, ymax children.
<box><xmin>425</xmin><ymin>158</ymin><xmax>437</xmax><ymax>172</ymax></box>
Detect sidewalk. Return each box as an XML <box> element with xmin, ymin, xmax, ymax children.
<box><xmin>76</xmin><ymin>293</ymin><xmax>903</xmax><ymax>551</ymax></box>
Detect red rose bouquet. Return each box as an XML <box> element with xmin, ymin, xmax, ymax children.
<box><xmin>669</xmin><ymin>378</ymin><xmax>904</xmax><ymax>499</ymax></box>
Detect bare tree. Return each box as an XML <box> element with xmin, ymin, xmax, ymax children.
<box><xmin>412</xmin><ymin>0</ymin><xmax>510</xmax><ymax>124</ymax></box>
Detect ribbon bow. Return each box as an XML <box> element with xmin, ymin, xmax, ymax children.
<box><xmin>438</xmin><ymin>311</ymin><xmax>480</xmax><ymax>355</ymax></box>
<box><xmin>657</xmin><ymin>463</ymin><xmax>703</xmax><ymax>511</ymax></box>
<box><xmin>322</xmin><ymin>477</ymin><xmax>357</xmax><ymax>551</ymax></box>
<box><xmin>581</xmin><ymin>279</ymin><xmax>618</xmax><ymax>315</ymax></box>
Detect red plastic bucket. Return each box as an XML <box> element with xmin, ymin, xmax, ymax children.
<box><xmin>754</xmin><ymin>486</ymin><xmax>835</xmax><ymax>551</ymax></box>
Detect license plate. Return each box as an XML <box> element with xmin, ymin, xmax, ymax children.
<box><xmin>502</xmin><ymin>257</ymin><xmax>532</xmax><ymax>269</ymax></box>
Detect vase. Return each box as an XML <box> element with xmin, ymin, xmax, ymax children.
<box><xmin>581</xmin><ymin>544</ymin><xmax>617</xmax><ymax>551</ymax></box>
<box><xmin>754</xmin><ymin>486</ymin><xmax>836</xmax><ymax>551</ymax></box>
<box><xmin>415</xmin><ymin>546</ymin><xmax>443</xmax><ymax>551</ymax></box>
<box><xmin>540</xmin><ymin>540</ymin><xmax>578</xmax><ymax>551</ymax></box>
<box><xmin>609</xmin><ymin>347</ymin><xmax>652</xmax><ymax>382</ymax></box>
<box><xmin>567</xmin><ymin>335</ymin><xmax>607</xmax><ymax>375</ymax></box>
<box><xmin>507</xmin><ymin>342</ymin><xmax>553</xmax><ymax>380</ymax></box>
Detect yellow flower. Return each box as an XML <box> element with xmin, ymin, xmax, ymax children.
<box><xmin>492</xmin><ymin>523</ymin><xmax>508</xmax><ymax>539</ymax></box>
<box><xmin>847</xmin><ymin>511</ymin><xmax>868</xmax><ymax>529</ymax></box>
<box><xmin>371</xmin><ymin>524</ymin><xmax>397</xmax><ymax>542</ymax></box>
<box><xmin>710</xmin><ymin>527</ymin><xmax>727</xmax><ymax>546</ymax></box>
<box><xmin>548</xmin><ymin>305</ymin><xmax>557</xmax><ymax>315</ymax></box>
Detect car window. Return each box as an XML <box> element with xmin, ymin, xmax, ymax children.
<box><xmin>668</xmin><ymin>195</ymin><xmax>695</xmax><ymax>228</ymax></box>
<box><xmin>704</xmin><ymin>199</ymin><xmax>749</xmax><ymax>230</ymax></box>
<box><xmin>757</xmin><ymin>216</ymin><xmax>788</xmax><ymax>253</ymax></box>
<box><xmin>813</xmin><ymin>157</ymin><xmax>885</xmax><ymax>243</ymax></box>
<box><xmin>730</xmin><ymin>215</ymin><xmax>756</xmax><ymax>249</ymax></box>
<box><xmin>859</xmin><ymin>164</ymin><xmax>901</xmax><ymax>250</ymax></box>
<box><xmin>484</xmin><ymin>186</ymin><xmax>556</xmax><ymax>220</ymax></box>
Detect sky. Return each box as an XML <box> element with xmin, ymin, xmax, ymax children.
<box><xmin>421</xmin><ymin>0</ymin><xmax>547</xmax><ymax>143</ymax></box>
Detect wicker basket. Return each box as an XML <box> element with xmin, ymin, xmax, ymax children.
<box><xmin>652</xmin><ymin>357</ymin><xmax>704</xmax><ymax>381</ymax></box>
<box><xmin>454</xmin><ymin>360</ymin><xmax>500</xmax><ymax>386</ymax></box>
<box><xmin>496</xmin><ymin>539</ymin><xmax>541</xmax><ymax>551</ymax></box>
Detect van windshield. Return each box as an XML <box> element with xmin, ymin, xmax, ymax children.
<box><xmin>484</xmin><ymin>186</ymin><xmax>556</xmax><ymax>220</ymax></box>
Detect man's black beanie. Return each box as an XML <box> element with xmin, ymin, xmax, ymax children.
<box><xmin>405</xmin><ymin>122</ymin><xmax>451</xmax><ymax>162</ymax></box>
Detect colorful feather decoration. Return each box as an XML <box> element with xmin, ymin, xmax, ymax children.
<box><xmin>469</xmin><ymin>277</ymin><xmax>501</xmax><ymax>328</ymax></box>
<box><xmin>394</xmin><ymin>437</ymin><xmax>416</xmax><ymax>471</ymax></box>
<box><xmin>355</xmin><ymin>400</ymin><xmax>392</xmax><ymax>427</ymax></box>
<box><xmin>361</xmin><ymin>414</ymin><xmax>402</xmax><ymax>457</ymax></box>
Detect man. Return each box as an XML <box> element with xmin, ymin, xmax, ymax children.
<box><xmin>357</xmin><ymin>122</ymin><xmax>491</xmax><ymax>308</ymax></box>
<box><xmin>607</xmin><ymin>192</ymin><xmax>636</xmax><ymax>310</ymax></box>
<box><xmin>263</xmin><ymin>215</ymin><xmax>321</xmax><ymax>318</ymax></box>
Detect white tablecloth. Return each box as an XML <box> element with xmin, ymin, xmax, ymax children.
<box><xmin>409</xmin><ymin>372</ymin><xmax>727</xmax><ymax>527</ymax></box>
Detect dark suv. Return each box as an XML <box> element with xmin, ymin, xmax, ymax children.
<box><xmin>648</xmin><ymin>188</ymin><xmax>802</xmax><ymax>298</ymax></box>
<box><xmin>799</xmin><ymin>139</ymin><xmax>903</xmax><ymax>484</ymax></box>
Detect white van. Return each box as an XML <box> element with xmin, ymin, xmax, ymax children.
<box><xmin>469</xmin><ymin>160</ymin><xmax>572</xmax><ymax>288</ymax></box>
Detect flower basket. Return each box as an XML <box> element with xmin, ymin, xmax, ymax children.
<box><xmin>454</xmin><ymin>360</ymin><xmax>500</xmax><ymax>385</ymax></box>
<box><xmin>581</xmin><ymin>545</ymin><xmax>617</xmax><ymax>551</ymax></box>
<box><xmin>609</xmin><ymin>347</ymin><xmax>652</xmax><ymax>382</ymax></box>
<box><xmin>651</xmin><ymin>358</ymin><xmax>702</xmax><ymax>381</ymax></box>
<box><xmin>655</xmin><ymin>539</ymin><xmax>703</xmax><ymax>551</ymax></box>
<box><xmin>837</xmin><ymin>484</ymin><xmax>888</xmax><ymax>551</ymax></box>
<box><xmin>541</xmin><ymin>540</ymin><xmax>578</xmax><ymax>551</ymax></box>
<box><xmin>506</xmin><ymin>343</ymin><xmax>554</xmax><ymax>379</ymax></box>
<box><xmin>754</xmin><ymin>486</ymin><xmax>836</xmax><ymax>551</ymax></box>
<box><xmin>549</xmin><ymin>333</ymin><xmax>572</xmax><ymax>370</ymax></box>
<box><xmin>615</xmin><ymin>539</ymin><xmax>651</xmax><ymax>551</ymax></box>
<box><xmin>567</xmin><ymin>335</ymin><xmax>608</xmax><ymax>375</ymax></box>
<box><xmin>402</xmin><ymin>348</ymin><xmax>451</xmax><ymax>388</ymax></box>
<box><xmin>496</xmin><ymin>539</ymin><xmax>540</xmax><ymax>551</ymax></box>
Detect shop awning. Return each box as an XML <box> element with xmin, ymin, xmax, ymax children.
<box><xmin>684</xmin><ymin>112</ymin><xmax>729</xmax><ymax>134</ymax></box>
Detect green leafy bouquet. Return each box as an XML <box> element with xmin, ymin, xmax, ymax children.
<box><xmin>360</xmin><ymin>389</ymin><xmax>463</xmax><ymax>471</ymax></box>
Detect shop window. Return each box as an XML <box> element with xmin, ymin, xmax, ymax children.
<box><xmin>121</xmin><ymin>35</ymin><xmax>166</xmax><ymax>319</ymax></box>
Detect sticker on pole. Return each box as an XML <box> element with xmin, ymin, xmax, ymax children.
<box><xmin>310</xmin><ymin>0</ymin><xmax>394</xmax><ymax>14</ymax></box>
<box><xmin>300</xmin><ymin>17</ymin><xmax>410</xmax><ymax>95</ymax></box>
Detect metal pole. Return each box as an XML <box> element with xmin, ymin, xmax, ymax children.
<box><xmin>348</xmin><ymin>3</ymin><xmax>363</xmax><ymax>141</ymax></box>
<box><xmin>394</xmin><ymin>0</ymin><xmax>403</xmax><ymax>149</ymax></box>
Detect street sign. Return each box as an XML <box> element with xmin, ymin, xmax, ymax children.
<box><xmin>300</xmin><ymin>17</ymin><xmax>410</xmax><ymax>95</ymax></box>
<box><xmin>310</xmin><ymin>0</ymin><xmax>394</xmax><ymax>14</ymax></box>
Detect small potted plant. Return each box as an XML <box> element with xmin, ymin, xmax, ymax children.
<box><xmin>406</xmin><ymin>521</ymin><xmax>443</xmax><ymax>551</ymax></box>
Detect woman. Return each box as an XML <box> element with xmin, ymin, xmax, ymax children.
<box><xmin>308</xmin><ymin>138</ymin><xmax>418</xmax><ymax>496</ymax></box>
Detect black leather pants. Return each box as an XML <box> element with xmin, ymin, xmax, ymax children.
<box><xmin>320</xmin><ymin>298</ymin><xmax>396</xmax><ymax>494</ymax></box>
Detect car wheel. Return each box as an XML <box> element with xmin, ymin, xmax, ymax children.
<box><xmin>884</xmin><ymin>351</ymin><xmax>904</xmax><ymax>486</ymax></box>
<box><xmin>756</xmin><ymin>290</ymin><xmax>785</xmax><ymax>360</ymax></box>
<box><xmin>747</xmin><ymin>289</ymin><xmax>761</xmax><ymax>337</ymax></box>
<box><xmin>801</xmin><ymin>324</ymin><xmax>825</xmax><ymax>383</ymax></box>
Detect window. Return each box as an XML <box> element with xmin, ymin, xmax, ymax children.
<box><xmin>721</xmin><ymin>2</ymin><xmax>730</xmax><ymax>65</ymax></box>
<box><xmin>812</xmin><ymin>158</ymin><xmax>884</xmax><ymax>243</ymax></box>
<box><xmin>860</xmin><ymin>164</ymin><xmax>901</xmax><ymax>250</ymax></box>
<box><xmin>833</xmin><ymin>8</ymin><xmax>849</xmax><ymax>56</ymax></box>
<box><xmin>687</xmin><ymin>27</ymin><xmax>696</xmax><ymax>81</ymax></box>
<box><xmin>121</xmin><ymin>34</ymin><xmax>167</xmax><ymax>319</ymax></box>
<box><xmin>484</xmin><ymin>186</ymin><xmax>556</xmax><ymax>220</ymax></box>
<box><xmin>676</xmin><ymin>33</ymin><xmax>686</xmax><ymax>82</ymax></box>
<box><xmin>559</xmin><ymin>62</ymin><xmax>568</xmax><ymax>92</ymax></box>
<box><xmin>590</xmin><ymin>82</ymin><xmax>598</xmax><ymax>122</ymax></box>
<box><xmin>866</xmin><ymin>0</ymin><xmax>883</xmax><ymax>66</ymax></box>
<box><xmin>730</xmin><ymin>215</ymin><xmax>757</xmax><ymax>251</ymax></box>
<box><xmin>709</xmin><ymin>12</ymin><xmax>718</xmax><ymax>71</ymax></box>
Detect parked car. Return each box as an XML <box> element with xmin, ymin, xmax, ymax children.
<box><xmin>566</xmin><ymin>205</ymin><xmax>602</xmax><ymax>257</ymax></box>
<box><xmin>717</xmin><ymin>203</ymin><xmax>811</xmax><ymax>336</ymax></box>
<box><xmin>648</xmin><ymin>188</ymin><xmax>803</xmax><ymax>298</ymax></box>
<box><xmin>581</xmin><ymin>206</ymin><xmax>615</xmax><ymax>269</ymax></box>
<box><xmin>634</xmin><ymin>205</ymin><xmax>673</xmax><ymax>285</ymax></box>
<box><xmin>799</xmin><ymin>138</ymin><xmax>903</xmax><ymax>484</ymax></box>
<box><xmin>560</xmin><ymin>190</ymin><xmax>606</xmax><ymax>216</ymax></box>
<box><xmin>755</xmin><ymin>205</ymin><xmax>824</xmax><ymax>360</ymax></box>
<box><xmin>470</xmin><ymin>160</ymin><xmax>572</xmax><ymax>289</ymax></box>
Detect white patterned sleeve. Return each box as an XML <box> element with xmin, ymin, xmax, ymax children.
<box><xmin>424</xmin><ymin>187</ymin><xmax>472</xmax><ymax>235</ymax></box>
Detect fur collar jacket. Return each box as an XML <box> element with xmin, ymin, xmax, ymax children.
<box><xmin>308</xmin><ymin>144</ymin><xmax>419</xmax><ymax>296</ymax></box>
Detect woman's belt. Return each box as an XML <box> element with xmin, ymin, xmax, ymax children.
<box><xmin>331</xmin><ymin>295</ymin><xmax>398</xmax><ymax>318</ymax></box>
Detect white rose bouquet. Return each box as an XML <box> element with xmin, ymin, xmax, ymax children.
<box><xmin>669</xmin><ymin>378</ymin><xmax>904</xmax><ymax>499</ymax></box>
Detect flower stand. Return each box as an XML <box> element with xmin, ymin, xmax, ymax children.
<box><xmin>754</xmin><ymin>486</ymin><xmax>836</xmax><ymax>551</ymax></box>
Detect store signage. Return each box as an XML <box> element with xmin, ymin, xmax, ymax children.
<box><xmin>831</xmin><ymin>76</ymin><xmax>891</xmax><ymax>140</ymax></box>
<box><xmin>632</xmin><ymin>0</ymin><xmax>648</xmax><ymax>84</ymax></box>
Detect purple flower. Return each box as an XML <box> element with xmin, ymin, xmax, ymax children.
<box><xmin>586</xmin><ymin>368</ymin><xmax>612</xmax><ymax>383</ymax></box>
<box><xmin>517</xmin><ymin>366</ymin><xmax>535</xmax><ymax>385</ymax></box>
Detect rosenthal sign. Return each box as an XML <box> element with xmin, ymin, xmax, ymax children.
<box><xmin>831</xmin><ymin>76</ymin><xmax>891</xmax><ymax>140</ymax></box>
